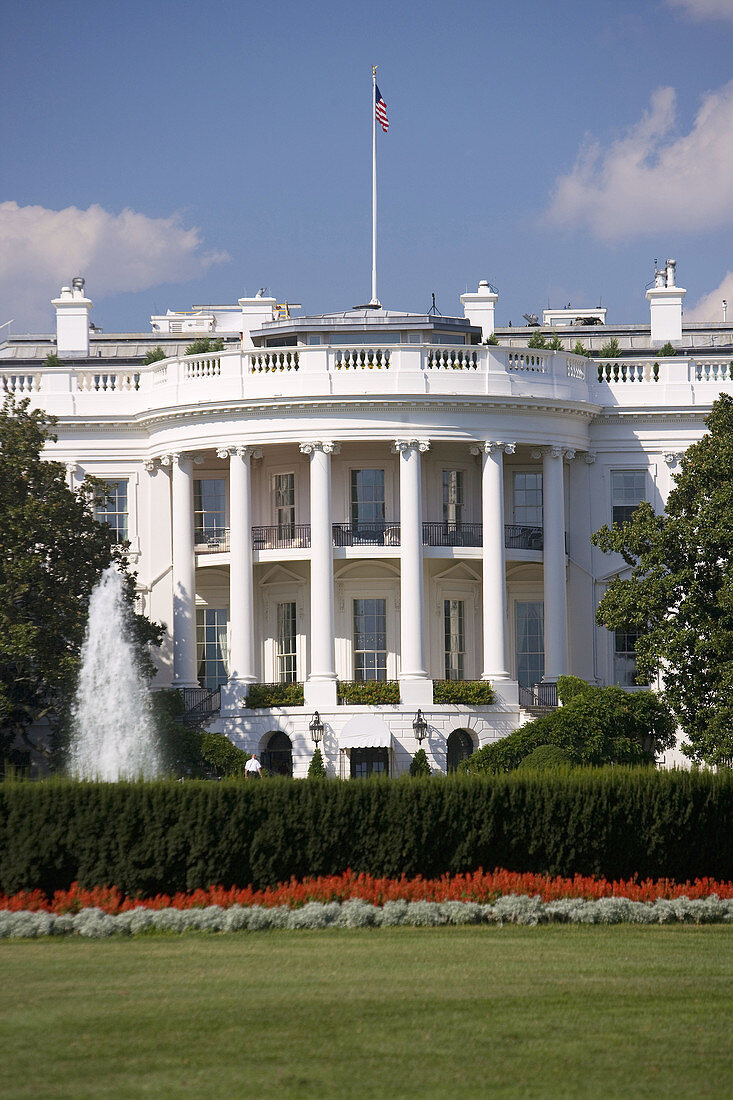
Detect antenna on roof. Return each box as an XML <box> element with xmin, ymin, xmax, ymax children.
<box><xmin>428</xmin><ymin>292</ymin><xmax>442</xmax><ymax>316</ymax></box>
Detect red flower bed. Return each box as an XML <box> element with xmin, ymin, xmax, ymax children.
<box><xmin>2</xmin><ymin>869</ymin><xmax>733</xmax><ymax>915</ymax></box>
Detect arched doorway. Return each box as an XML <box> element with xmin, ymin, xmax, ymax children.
<box><xmin>446</xmin><ymin>728</ymin><xmax>474</xmax><ymax>772</ymax></box>
<box><xmin>262</xmin><ymin>730</ymin><xmax>293</xmax><ymax>777</ymax></box>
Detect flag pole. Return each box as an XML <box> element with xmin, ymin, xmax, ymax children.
<box><xmin>371</xmin><ymin>65</ymin><xmax>379</xmax><ymax>307</ymax></box>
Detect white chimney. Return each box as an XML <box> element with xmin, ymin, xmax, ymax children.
<box><xmin>646</xmin><ymin>259</ymin><xmax>685</xmax><ymax>345</ymax></box>
<box><xmin>460</xmin><ymin>280</ymin><xmax>499</xmax><ymax>340</ymax></box>
<box><xmin>239</xmin><ymin>291</ymin><xmax>277</xmax><ymax>349</ymax></box>
<box><xmin>52</xmin><ymin>277</ymin><xmax>93</xmax><ymax>357</ymax></box>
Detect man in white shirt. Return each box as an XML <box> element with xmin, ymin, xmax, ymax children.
<box><xmin>245</xmin><ymin>754</ymin><xmax>262</xmax><ymax>778</ymax></box>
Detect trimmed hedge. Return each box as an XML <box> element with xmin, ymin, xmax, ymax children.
<box><xmin>246</xmin><ymin>682</ymin><xmax>304</xmax><ymax>708</ymax></box>
<box><xmin>336</xmin><ymin>680</ymin><xmax>400</xmax><ymax>705</ymax></box>
<box><xmin>1</xmin><ymin>770</ymin><xmax>732</xmax><ymax>895</ymax></box>
<box><xmin>433</xmin><ymin>680</ymin><xmax>496</xmax><ymax>705</ymax></box>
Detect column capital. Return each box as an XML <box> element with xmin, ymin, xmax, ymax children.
<box><xmin>65</xmin><ymin>462</ymin><xmax>78</xmax><ymax>483</ymax></box>
<box><xmin>216</xmin><ymin>445</ymin><xmax>263</xmax><ymax>461</ymax></box>
<box><xmin>160</xmin><ymin>451</ymin><xmax>198</xmax><ymax>468</ymax></box>
<box><xmin>392</xmin><ymin>439</ymin><xmax>431</xmax><ymax>454</ymax></box>
<box><xmin>584</xmin><ymin>452</ymin><xmax>597</xmax><ymax>465</ymax></box>
<box><xmin>299</xmin><ymin>441</ymin><xmax>341</xmax><ymax>456</ymax></box>
<box><xmin>664</xmin><ymin>451</ymin><xmax>683</xmax><ymax>467</ymax></box>
<box><xmin>532</xmin><ymin>445</ymin><xmax>566</xmax><ymax>460</ymax></box>
<box><xmin>143</xmin><ymin>458</ymin><xmax>158</xmax><ymax>473</ymax></box>
<box><xmin>470</xmin><ymin>440</ymin><xmax>515</xmax><ymax>456</ymax></box>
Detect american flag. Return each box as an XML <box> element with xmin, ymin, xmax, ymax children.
<box><xmin>375</xmin><ymin>84</ymin><xmax>389</xmax><ymax>132</ymax></box>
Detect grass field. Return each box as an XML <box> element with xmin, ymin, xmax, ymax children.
<box><xmin>2</xmin><ymin>926</ymin><xmax>732</xmax><ymax>1098</ymax></box>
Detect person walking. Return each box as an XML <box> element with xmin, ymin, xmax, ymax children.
<box><xmin>245</xmin><ymin>753</ymin><xmax>262</xmax><ymax>779</ymax></box>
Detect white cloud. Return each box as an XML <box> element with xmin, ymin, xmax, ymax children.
<box><xmin>685</xmin><ymin>272</ymin><xmax>733</xmax><ymax>321</ymax></box>
<box><xmin>545</xmin><ymin>80</ymin><xmax>733</xmax><ymax>240</ymax></box>
<box><xmin>666</xmin><ymin>0</ymin><xmax>733</xmax><ymax>23</ymax></box>
<box><xmin>0</xmin><ymin>201</ymin><xmax>229</xmax><ymax>330</ymax></box>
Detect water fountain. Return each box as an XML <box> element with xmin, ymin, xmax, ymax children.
<box><xmin>69</xmin><ymin>565</ymin><xmax>161</xmax><ymax>780</ymax></box>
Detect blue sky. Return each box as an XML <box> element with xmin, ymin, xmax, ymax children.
<box><xmin>3</xmin><ymin>0</ymin><xmax>733</xmax><ymax>332</ymax></box>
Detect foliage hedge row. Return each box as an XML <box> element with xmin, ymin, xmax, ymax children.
<box><xmin>246</xmin><ymin>682</ymin><xmax>304</xmax><ymax>708</ymax></box>
<box><xmin>433</xmin><ymin>680</ymin><xmax>496</xmax><ymax>705</ymax></box>
<box><xmin>336</xmin><ymin>680</ymin><xmax>400</xmax><ymax>704</ymax></box>
<box><xmin>1</xmin><ymin>769</ymin><xmax>732</xmax><ymax>896</ymax></box>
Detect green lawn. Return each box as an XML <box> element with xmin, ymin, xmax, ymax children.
<box><xmin>2</xmin><ymin>926</ymin><xmax>732</xmax><ymax>1098</ymax></box>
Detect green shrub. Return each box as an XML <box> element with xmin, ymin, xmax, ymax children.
<box><xmin>337</xmin><ymin>681</ymin><xmax>400</xmax><ymax>705</ymax></box>
<box><xmin>307</xmin><ymin>747</ymin><xmax>327</xmax><ymax>778</ymax></box>
<box><xmin>433</xmin><ymin>680</ymin><xmax>496</xmax><ymax>705</ymax></box>
<box><xmin>527</xmin><ymin>330</ymin><xmax>547</xmax><ymax>349</ymax></box>
<box><xmin>409</xmin><ymin>749</ymin><xmax>431</xmax><ymax>777</ymax></box>
<box><xmin>246</xmin><ymin>683</ymin><xmax>304</xmax><ymax>708</ymax></box>
<box><xmin>658</xmin><ymin>341</ymin><xmax>676</xmax><ymax>357</ymax></box>
<box><xmin>571</xmin><ymin>340</ymin><xmax>588</xmax><ymax>357</ymax></box>
<box><xmin>597</xmin><ymin>336</ymin><xmax>621</xmax><ymax>358</ymax></box>
<box><xmin>44</xmin><ymin>352</ymin><xmax>63</xmax><ymax>368</ymax></box>
<box><xmin>1</xmin><ymin>770</ymin><xmax>733</xmax><ymax>894</ymax></box>
<box><xmin>461</xmin><ymin>677</ymin><xmax>675</xmax><ymax>775</ymax></box>
<box><xmin>485</xmin><ymin>333</ymin><xmax>499</xmax><ymax>345</ymax></box>
<box><xmin>142</xmin><ymin>346</ymin><xmax>167</xmax><ymax>365</ymax></box>
<box><xmin>517</xmin><ymin>744</ymin><xmax>573</xmax><ymax>770</ymax></box>
<box><xmin>185</xmin><ymin>337</ymin><xmax>225</xmax><ymax>356</ymax></box>
<box><xmin>546</xmin><ymin>334</ymin><xmax>564</xmax><ymax>351</ymax></box>
<box><xmin>199</xmin><ymin>732</ymin><xmax>250</xmax><ymax>778</ymax></box>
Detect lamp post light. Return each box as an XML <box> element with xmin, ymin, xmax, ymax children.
<box><xmin>412</xmin><ymin>709</ymin><xmax>428</xmax><ymax>743</ymax></box>
<box><xmin>309</xmin><ymin>711</ymin><xmax>324</xmax><ymax>745</ymax></box>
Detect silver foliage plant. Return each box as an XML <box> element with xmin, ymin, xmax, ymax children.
<box><xmin>2</xmin><ymin>895</ymin><xmax>733</xmax><ymax>937</ymax></box>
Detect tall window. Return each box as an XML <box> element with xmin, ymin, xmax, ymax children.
<box><xmin>194</xmin><ymin>479</ymin><xmax>226</xmax><ymax>543</ymax></box>
<box><xmin>350</xmin><ymin>748</ymin><xmax>389</xmax><ymax>778</ymax></box>
<box><xmin>95</xmin><ymin>480</ymin><xmax>128</xmax><ymax>542</ymax></box>
<box><xmin>515</xmin><ymin>601</ymin><xmax>544</xmax><ymax>689</ymax></box>
<box><xmin>611</xmin><ymin>470</ymin><xmax>646</xmax><ymax>526</ymax></box>
<box><xmin>442</xmin><ymin>470</ymin><xmax>464</xmax><ymax>525</ymax></box>
<box><xmin>351</xmin><ymin>470</ymin><xmax>385</xmax><ymax>526</ymax></box>
<box><xmin>274</xmin><ymin>473</ymin><xmax>295</xmax><ymax>535</ymax></box>
<box><xmin>444</xmin><ymin>599</ymin><xmax>465</xmax><ymax>680</ymax></box>
<box><xmin>277</xmin><ymin>601</ymin><xmax>297</xmax><ymax>683</ymax></box>
<box><xmin>513</xmin><ymin>472</ymin><xmax>543</xmax><ymax>526</ymax></box>
<box><xmin>353</xmin><ymin>598</ymin><xmax>387</xmax><ymax>681</ymax></box>
<box><xmin>196</xmin><ymin>608</ymin><xmax>228</xmax><ymax>689</ymax></box>
<box><xmin>614</xmin><ymin>629</ymin><xmax>645</xmax><ymax>686</ymax></box>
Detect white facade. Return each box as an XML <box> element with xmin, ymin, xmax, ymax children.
<box><xmin>2</xmin><ymin>268</ymin><xmax>730</xmax><ymax>776</ymax></box>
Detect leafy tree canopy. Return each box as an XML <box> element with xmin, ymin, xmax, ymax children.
<box><xmin>460</xmin><ymin>676</ymin><xmax>676</xmax><ymax>774</ymax></box>
<box><xmin>571</xmin><ymin>340</ymin><xmax>588</xmax><ymax>358</ymax></box>
<box><xmin>185</xmin><ymin>337</ymin><xmax>225</xmax><ymax>356</ymax></box>
<box><xmin>142</xmin><ymin>346</ymin><xmax>167</xmax><ymax>365</ymax></box>
<box><xmin>0</xmin><ymin>396</ymin><xmax>162</xmax><ymax>765</ymax></box>
<box><xmin>593</xmin><ymin>395</ymin><xmax>733</xmax><ymax>766</ymax></box>
<box><xmin>598</xmin><ymin>336</ymin><xmax>621</xmax><ymax>358</ymax></box>
<box><xmin>527</xmin><ymin>330</ymin><xmax>547</xmax><ymax>349</ymax></box>
<box><xmin>657</xmin><ymin>341</ymin><xmax>676</xmax><ymax>357</ymax></box>
<box><xmin>307</xmin><ymin>746</ymin><xmax>327</xmax><ymax>778</ymax></box>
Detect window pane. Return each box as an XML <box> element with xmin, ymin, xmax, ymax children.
<box><xmin>513</xmin><ymin>472</ymin><xmax>543</xmax><ymax>527</ymax></box>
<box><xmin>442</xmin><ymin>470</ymin><xmax>464</xmax><ymax>525</ymax></box>
<box><xmin>277</xmin><ymin>601</ymin><xmax>297</xmax><ymax>683</ymax></box>
<box><xmin>95</xmin><ymin>479</ymin><xmax>129</xmax><ymax>542</ymax></box>
<box><xmin>614</xmin><ymin>629</ymin><xmax>647</xmax><ymax>686</ymax></box>
<box><xmin>351</xmin><ymin>470</ymin><xmax>385</xmax><ymax>525</ymax></box>
<box><xmin>353</xmin><ymin>598</ymin><xmax>387</xmax><ymax>680</ymax></box>
<box><xmin>444</xmin><ymin>599</ymin><xmax>465</xmax><ymax>680</ymax></box>
<box><xmin>194</xmin><ymin>478</ymin><xmax>227</xmax><ymax>542</ymax></box>
<box><xmin>515</xmin><ymin>601</ymin><xmax>544</xmax><ymax>688</ymax></box>
<box><xmin>196</xmin><ymin>608</ymin><xmax>229</xmax><ymax>689</ymax></box>
<box><xmin>611</xmin><ymin>470</ymin><xmax>645</xmax><ymax>526</ymax></box>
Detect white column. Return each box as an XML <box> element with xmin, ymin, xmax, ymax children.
<box><xmin>538</xmin><ymin>446</ymin><xmax>570</xmax><ymax>682</ymax></box>
<box><xmin>471</xmin><ymin>441</ymin><xmax>515</xmax><ymax>698</ymax></box>
<box><xmin>300</xmin><ymin>441</ymin><xmax>338</xmax><ymax>708</ymax></box>
<box><xmin>163</xmin><ymin>452</ymin><xmax>198</xmax><ymax>688</ymax></box>
<box><xmin>394</xmin><ymin>439</ymin><xmax>432</xmax><ymax>705</ymax></box>
<box><xmin>218</xmin><ymin>445</ymin><xmax>261</xmax><ymax>703</ymax></box>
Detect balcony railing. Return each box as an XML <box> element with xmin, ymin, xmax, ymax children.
<box><xmin>504</xmin><ymin>524</ymin><xmax>544</xmax><ymax>550</ymax></box>
<box><xmin>332</xmin><ymin>521</ymin><xmax>401</xmax><ymax>547</ymax></box>
<box><xmin>252</xmin><ymin>525</ymin><xmax>312</xmax><ymax>550</ymax></box>
<box><xmin>195</xmin><ymin>522</ymin><xmax>547</xmax><ymax>552</ymax></box>
<box><xmin>422</xmin><ymin>522</ymin><xmax>482</xmax><ymax>547</ymax></box>
<box><xmin>518</xmin><ymin>682</ymin><xmax>558</xmax><ymax>709</ymax></box>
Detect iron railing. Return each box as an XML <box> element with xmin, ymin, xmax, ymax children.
<box><xmin>252</xmin><ymin>525</ymin><xmax>311</xmax><ymax>550</ymax></box>
<box><xmin>181</xmin><ymin>686</ymin><xmax>221</xmax><ymax>723</ymax></box>
<box><xmin>422</xmin><ymin>522</ymin><xmax>482</xmax><ymax>547</ymax></box>
<box><xmin>504</xmin><ymin>524</ymin><xmax>544</xmax><ymax>550</ymax></box>
<box><xmin>519</xmin><ymin>682</ymin><xmax>558</xmax><ymax>709</ymax></box>
<box><xmin>332</xmin><ymin>521</ymin><xmax>401</xmax><ymax>547</ymax></box>
<box><xmin>196</xmin><ymin>528</ymin><xmax>230</xmax><ymax>552</ymax></box>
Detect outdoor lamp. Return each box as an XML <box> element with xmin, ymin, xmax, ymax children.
<box><xmin>309</xmin><ymin>711</ymin><xmax>324</xmax><ymax>745</ymax></box>
<box><xmin>412</xmin><ymin>709</ymin><xmax>428</xmax><ymax>743</ymax></box>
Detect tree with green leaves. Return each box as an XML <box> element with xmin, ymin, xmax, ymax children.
<box><xmin>571</xmin><ymin>340</ymin><xmax>588</xmax><ymax>358</ymax></box>
<box><xmin>460</xmin><ymin>676</ymin><xmax>676</xmax><ymax>774</ymax></box>
<box><xmin>593</xmin><ymin>395</ymin><xmax>733</xmax><ymax>765</ymax></box>
<box><xmin>142</xmin><ymin>346</ymin><xmax>167</xmax><ymax>365</ymax></box>
<box><xmin>527</xmin><ymin>330</ymin><xmax>547</xmax><ymax>349</ymax></box>
<box><xmin>185</xmin><ymin>337</ymin><xmax>225</xmax><ymax>356</ymax></box>
<box><xmin>0</xmin><ymin>396</ymin><xmax>162</xmax><ymax>766</ymax></box>
<box><xmin>307</xmin><ymin>746</ymin><xmax>327</xmax><ymax>778</ymax></box>
<box><xmin>409</xmin><ymin>748</ymin><xmax>431</xmax><ymax>776</ymax></box>
<box><xmin>598</xmin><ymin>336</ymin><xmax>621</xmax><ymax>358</ymax></box>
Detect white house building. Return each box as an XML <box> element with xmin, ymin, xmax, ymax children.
<box><xmin>2</xmin><ymin>262</ymin><xmax>730</xmax><ymax>776</ymax></box>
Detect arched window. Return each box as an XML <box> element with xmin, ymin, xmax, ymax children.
<box><xmin>262</xmin><ymin>730</ymin><xmax>293</xmax><ymax>777</ymax></box>
<box><xmin>446</xmin><ymin>728</ymin><xmax>474</xmax><ymax>772</ymax></box>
